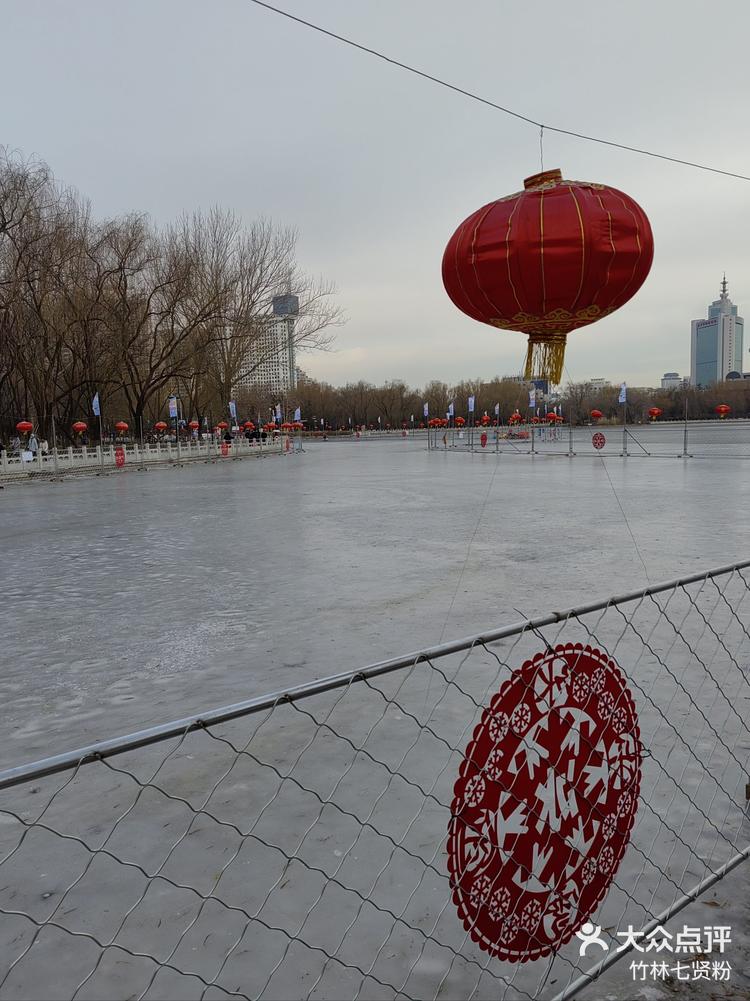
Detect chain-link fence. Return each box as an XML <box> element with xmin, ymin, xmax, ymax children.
<box><xmin>1</xmin><ymin>561</ymin><xmax>749</xmax><ymax>1000</ymax></box>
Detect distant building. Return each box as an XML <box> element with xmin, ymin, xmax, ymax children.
<box><xmin>234</xmin><ymin>295</ymin><xmax>299</xmax><ymax>396</ymax></box>
<box><xmin>587</xmin><ymin>378</ymin><xmax>610</xmax><ymax>390</ymax></box>
<box><xmin>690</xmin><ymin>277</ymin><xmax>744</xmax><ymax>387</ymax></box>
<box><xmin>661</xmin><ymin>372</ymin><xmax>686</xmax><ymax>390</ymax></box>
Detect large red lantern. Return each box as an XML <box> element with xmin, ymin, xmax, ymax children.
<box><xmin>648</xmin><ymin>407</ymin><xmax>662</xmax><ymax>421</ymax></box>
<box><xmin>16</xmin><ymin>420</ymin><xmax>33</xmax><ymax>433</ymax></box>
<box><xmin>442</xmin><ymin>168</ymin><xmax>654</xmax><ymax>383</ymax></box>
<box><xmin>72</xmin><ymin>420</ymin><xmax>88</xmax><ymax>433</ymax></box>
<box><xmin>715</xmin><ymin>403</ymin><xmax>731</xmax><ymax>419</ymax></box>
<box><xmin>114</xmin><ymin>421</ymin><xmax>128</xmax><ymax>433</ymax></box>
<box><xmin>217</xmin><ymin>420</ymin><xmax>229</xmax><ymax>430</ymax></box>
<box><xmin>590</xmin><ymin>409</ymin><xmax>603</xmax><ymax>421</ymax></box>
<box><xmin>188</xmin><ymin>419</ymin><xmax>200</xmax><ymax>430</ymax></box>
<box><xmin>154</xmin><ymin>421</ymin><xmax>168</xmax><ymax>431</ymax></box>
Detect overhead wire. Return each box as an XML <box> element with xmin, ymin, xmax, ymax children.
<box><xmin>248</xmin><ymin>0</ymin><xmax>750</xmax><ymax>183</ymax></box>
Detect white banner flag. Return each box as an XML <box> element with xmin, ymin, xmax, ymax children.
<box><xmin>275</xmin><ymin>403</ymin><xmax>282</xmax><ymax>420</ymax></box>
<box><xmin>529</xmin><ymin>388</ymin><xmax>536</xmax><ymax>408</ymax></box>
<box><xmin>619</xmin><ymin>382</ymin><xmax>627</xmax><ymax>404</ymax></box>
<box><xmin>468</xmin><ymin>395</ymin><xmax>475</xmax><ymax>413</ymax></box>
<box><xmin>229</xmin><ymin>400</ymin><xmax>237</xmax><ymax>421</ymax></box>
<box><xmin>448</xmin><ymin>402</ymin><xmax>454</xmax><ymax>417</ymax></box>
<box><xmin>423</xmin><ymin>402</ymin><xmax>429</xmax><ymax>417</ymax></box>
<box><xmin>168</xmin><ymin>396</ymin><xmax>178</xmax><ymax>418</ymax></box>
<box><xmin>494</xmin><ymin>402</ymin><xmax>500</xmax><ymax>416</ymax></box>
<box><xmin>293</xmin><ymin>406</ymin><xmax>301</xmax><ymax>422</ymax></box>
<box><xmin>92</xmin><ymin>392</ymin><xmax>100</xmax><ymax>417</ymax></box>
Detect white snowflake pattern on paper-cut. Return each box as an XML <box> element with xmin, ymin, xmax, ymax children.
<box><xmin>571</xmin><ymin>672</ymin><xmax>591</xmax><ymax>704</ymax></box>
<box><xmin>521</xmin><ymin>898</ymin><xmax>543</xmax><ymax>934</ymax></box>
<box><xmin>511</xmin><ymin>703</ymin><xmax>531</xmax><ymax>734</ymax></box>
<box><xmin>488</xmin><ymin>886</ymin><xmax>512</xmax><ymax>922</ymax></box>
<box><xmin>618</xmin><ymin>790</ymin><xmax>634</xmax><ymax>817</ymax></box>
<box><xmin>590</xmin><ymin>667</ymin><xmax>607</xmax><ymax>695</ymax></box>
<box><xmin>470</xmin><ymin>873</ymin><xmax>493</xmax><ymax>906</ymax></box>
<box><xmin>464</xmin><ymin>773</ymin><xmax>486</xmax><ymax>808</ymax></box>
<box><xmin>598</xmin><ymin>691</ymin><xmax>615</xmax><ymax>720</ymax></box>
<box><xmin>601</xmin><ymin>814</ymin><xmax>617</xmax><ymax>841</ymax></box>
<box><xmin>598</xmin><ymin>845</ymin><xmax>615</xmax><ymax>873</ymax></box>
<box><xmin>489</xmin><ymin>711</ymin><xmax>510</xmax><ymax>744</ymax></box>
<box><xmin>582</xmin><ymin>857</ymin><xmax>598</xmax><ymax>883</ymax></box>
<box><xmin>611</xmin><ymin>706</ymin><xmax>628</xmax><ymax>734</ymax></box>
<box><xmin>486</xmin><ymin>748</ymin><xmax>505</xmax><ymax>782</ymax></box>
<box><xmin>501</xmin><ymin>913</ymin><xmax>520</xmax><ymax>942</ymax></box>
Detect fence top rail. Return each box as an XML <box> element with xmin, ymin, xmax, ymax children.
<box><xmin>2</xmin><ymin>556</ymin><xmax>749</xmax><ymax>792</ymax></box>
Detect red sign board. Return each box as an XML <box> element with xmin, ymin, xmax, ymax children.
<box><xmin>447</xmin><ymin>644</ymin><xmax>641</xmax><ymax>961</ymax></box>
<box><xmin>592</xmin><ymin>432</ymin><xmax>606</xmax><ymax>450</ymax></box>
<box><xmin>220</xmin><ymin>442</ymin><xmax>229</xmax><ymax>457</ymax></box>
<box><xmin>480</xmin><ymin>432</ymin><xmax>488</xmax><ymax>448</ymax></box>
<box><xmin>114</xmin><ymin>447</ymin><xmax>125</xmax><ymax>468</ymax></box>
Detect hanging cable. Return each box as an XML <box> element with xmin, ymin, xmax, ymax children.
<box><xmin>540</xmin><ymin>125</ymin><xmax>544</xmax><ymax>173</ymax></box>
<box><xmin>248</xmin><ymin>0</ymin><xmax>750</xmax><ymax>183</ymax></box>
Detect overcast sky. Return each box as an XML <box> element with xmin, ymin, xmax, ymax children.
<box><xmin>3</xmin><ymin>0</ymin><xmax>749</xmax><ymax>388</ymax></box>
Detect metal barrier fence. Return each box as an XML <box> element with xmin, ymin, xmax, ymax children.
<box><xmin>1</xmin><ymin>561</ymin><xmax>749</xmax><ymax>999</ymax></box>
<box><xmin>426</xmin><ymin>419</ymin><xmax>750</xmax><ymax>458</ymax></box>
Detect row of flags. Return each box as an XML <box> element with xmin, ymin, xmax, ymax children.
<box><xmin>88</xmin><ymin>382</ymin><xmax>631</xmax><ymax>428</ymax></box>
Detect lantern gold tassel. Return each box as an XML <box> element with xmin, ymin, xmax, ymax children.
<box><xmin>523</xmin><ymin>333</ymin><xmax>567</xmax><ymax>384</ymax></box>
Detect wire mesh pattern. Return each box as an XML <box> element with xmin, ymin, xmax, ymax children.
<box><xmin>1</xmin><ymin>563</ymin><xmax>749</xmax><ymax>1000</ymax></box>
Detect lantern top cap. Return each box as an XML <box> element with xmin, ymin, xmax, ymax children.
<box><xmin>524</xmin><ymin>168</ymin><xmax>563</xmax><ymax>190</ymax></box>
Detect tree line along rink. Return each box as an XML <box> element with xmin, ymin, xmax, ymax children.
<box><xmin>1</xmin><ymin>434</ymin><xmax>749</xmax><ymax>999</ymax></box>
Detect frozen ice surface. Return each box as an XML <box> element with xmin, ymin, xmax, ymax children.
<box><xmin>2</xmin><ymin>436</ymin><xmax>750</xmax><ymax>763</ymax></box>
<box><xmin>0</xmin><ymin>437</ymin><xmax>748</xmax><ymax>1000</ymax></box>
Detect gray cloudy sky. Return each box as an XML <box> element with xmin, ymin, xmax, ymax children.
<box><xmin>4</xmin><ymin>0</ymin><xmax>749</xmax><ymax>388</ymax></box>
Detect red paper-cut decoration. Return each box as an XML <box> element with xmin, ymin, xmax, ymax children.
<box><xmin>447</xmin><ymin>644</ymin><xmax>641</xmax><ymax>962</ymax></box>
<box><xmin>592</xmin><ymin>432</ymin><xmax>606</xmax><ymax>450</ymax></box>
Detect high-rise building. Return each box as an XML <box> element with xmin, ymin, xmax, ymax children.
<box><xmin>234</xmin><ymin>295</ymin><xmax>299</xmax><ymax>396</ymax></box>
<box><xmin>690</xmin><ymin>278</ymin><xmax>744</xmax><ymax>387</ymax></box>
<box><xmin>661</xmin><ymin>372</ymin><xmax>685</xmax><ymax>390</ymax></box>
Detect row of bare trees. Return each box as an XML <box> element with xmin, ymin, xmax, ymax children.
<box><xmin>248</xmin><ymin>375</ymin><xmax>750</xmax><ymax>430</ymax></box>
<box><xmin>0</xmin><ymin>149</ymin><xmax>343</xmax><ymax>442</ymax></box>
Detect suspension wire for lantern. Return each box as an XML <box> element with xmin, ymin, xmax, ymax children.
<box><xmin>540</xmin><ymin>125</ymin><xmax>544</xmax><ymax>173</ymax></box>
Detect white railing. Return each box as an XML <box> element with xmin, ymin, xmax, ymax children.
<box><xmin>0</xmin><ymin>436</ymin><xmax>290</xmax><ymax>479</ymax></box>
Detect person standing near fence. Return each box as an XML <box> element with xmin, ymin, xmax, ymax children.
<box><xmin>27</xmin><ymin>431</ymin><xmax>39</xmax><ymax>457</ymax></box>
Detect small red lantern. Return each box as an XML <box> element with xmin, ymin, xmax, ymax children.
<box><xmin>72</xmin><ymin>421</ymin><xmax>88</xmax><ymax>433</ymax></box>
<box><xmin>243</xmin><ymin>421</ymin><xmax>255</xmax><ymax>430</ymax></box>
<box><xmin>114</xmin><ymin>421</ymin><xmax>128</xmax><ymax>432</ymax></box>
<box><xmin>546</xmin><ymin>412</ymin><xmax>557</xmax><ymax>422</ymax></box>
<box><xmin>648</xmin><ymin>407</ymin><xmax>662</xmax><ymax>421</ymax></box>
<box><xmin>154</xmin><ymin>421</ymin><xmax>168</xmax><ymax>431</ymax></box>
<box><xmin>217</xmin><ymin>420</ymin><xmax>229</xmax><ymax>430</ymax></box>
<box><xmin>442</xmin><ymin>168</ymin><xmax>654</xmax><ymax>383</ymax></box>
<box><xmin>455</xmin><ymin>416</ymin><xmax>466</xmax><ymax>427</ymax></box>
<box><xmin>281</xmin><ymin>422</ymin><xmax>293</xmax><ymax>430</ymax></box>
<box><xmin>590</xmin><ymin>409</ymin><xmax>603</xmax><ymax>421</ymax></box>
<box><xmin>715</xmin><ymin>403</ymin><xmax>731</xmax><ymax>419</ymax></box>
<box><xmin>188</xmin><ymin>419</ymin><xmax>200</xmax><ymax>430</ymax></box>
<box><xmin>16</xmin><ymin>420</ymin><xmax>33</xmax><ymax>433</ymax></box>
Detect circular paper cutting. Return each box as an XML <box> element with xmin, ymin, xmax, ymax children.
<box><xmin>447</xmin><ymin>643</ymin><xmax>641</xmax><ymax>962</ymax></box>
<box><xmin>592</xmin><ymin>432</ymin><xmax>606</xmax><ymax>450</ymax></box>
